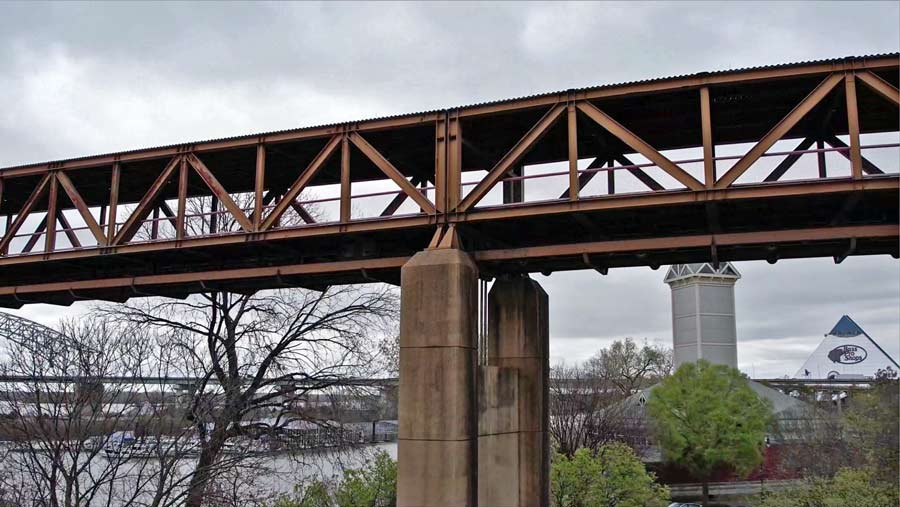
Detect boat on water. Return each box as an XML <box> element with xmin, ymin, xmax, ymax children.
<box><xmin>103</xmin><ymin>431</ymin><xmax>200</xmax><ymax>460</ymax></box>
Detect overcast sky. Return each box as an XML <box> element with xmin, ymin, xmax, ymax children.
<box><xmin>1</xmin><ymin>1</ymin><xmax>898</xmax><ymax>377</ymax></box>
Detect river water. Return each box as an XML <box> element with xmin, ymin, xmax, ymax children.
<box><xmin>0</xmin><ymin>442</ymin><xmax>398</xmax><ymax>505</ymax></box>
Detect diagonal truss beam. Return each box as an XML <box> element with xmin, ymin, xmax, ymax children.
<box><xmin>576</xmin><ymin>101</ymin><xmax>703</xmax><ymax>191</ymax></box>
<box><xmin>821</xmin><ymin>135</ymin><xmax>885</xmax><ymax>175</ymax></box>
<box><xmin>763</xmin><ymin>137</ymin><xmax>816</xmax><ymax>182</ymax></box>
<box><xmin>185</xmin><ymin>153</ymin><xmax>253</xmax><ymax>232</ymax></box>
<box><xmin>249</xmin><ymin>188</ymin><xmax>317</xmax><ymax>226</ymax></box>
<box><xmin>113</xmin><ymin>156</ymin><xmax>181</xmax><ymax>245</ymax></box>
<box><xmin>19</xmin><ymin>210</ymin><xmax>83</xmax><ymax>253</ymax></box>
<box><xmin>21</xmin><ymin>215</ymin><xmax>47</xmax><ymax>253</ymax></box>
<box><xmin>856</xmin><ymin>71</ymin><xmax>900</xmax><ymax>106</ymax></box>
<box><xmin>158</xmin><ymin>202</ymin><xmax>181</xmax><ymax>230</ymax></box>
<box><xmin>558</xmin><ymin>156</ymin><xmax>607</xmax><ymax>199</ymax></box>
<box><xmin>557</xmin><ymin>152</ymin><xmax>664</xmax><ymax>199</ymax></box>
<box><xmin>613</xmin><ymin>154</ymin><xmax>665</xmax><ymax>190</ymax></box>
<box><xmin>56</xmin><ymin>171</ymin><xmax>106</xmax><ymax>245</ymax></box>
<box><xmin>289</xmin><ymin>200</ymin><xmax>317</xmax><ymax>224</ymax></box>
<box><xmin>349</xmin><ymin>132</ymin><xmax>436</xmax><ymax>214</ymax></box>
<box><xmin>261</xmin><ymin>135</ymin><xmax>341</xmax><ymax>231</ymax></box>
<box><xmin>55</xmin><ymin>211</ymin><xmax>82</xmax><ymax>249</ymax></box>
<box><xmin>459</xmin><ymin>103</ymin><xmax>566</xmax><ymax>212</ymax></box>
<box><xmin>380</xmin><ymin>177</ymin><xmax>422</xmax><ymax>217</ymax></box>
<box><xmin>262</xmin><ymin>147</ymin><xmax>320</xmax><ymax>223</ymax></box>
<box><xmin>0</xmin><ymin>173</ymin><xmax>51</xmax><ymax>254</ymax></box>
<box><xmin>715</xmin><ymin>73</ymin><xmax>843</xmax><ymax>188</ymax></box>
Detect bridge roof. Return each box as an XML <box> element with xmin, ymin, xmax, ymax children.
<box><xmin>2</xmin><ymin>52</ymin><xmax>897</xmax><ymax>173</ymax></box>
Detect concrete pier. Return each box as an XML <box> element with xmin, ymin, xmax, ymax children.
<box><xmin>397</xmin><ymin>248</ymin><xmax>478</xmax><ymax>507</ymax></box>
<box><xmin>478</xmin><ymin>276</ymin><xmax>550</xmax><ymax>507</ymax></box>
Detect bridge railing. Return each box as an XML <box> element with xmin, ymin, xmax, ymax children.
<box><xmin>0</xmin><ymin>140</ymin><xmax>895</xmax><ymax>257</ymax></box>
<box><xmin>0</xmin><ymin>142</ymin><xmax>896</xmax><ymax>257</ymax></box>
<box><xmin>461</xmin><ymin>141</ymin><xmax>898</xmax><ymax>211</ymax></box>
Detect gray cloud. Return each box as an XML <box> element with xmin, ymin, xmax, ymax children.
<box><xmin>2</xmin><ymin>1</ymin><xmax>898</xmax><ymax>378</ymax></box>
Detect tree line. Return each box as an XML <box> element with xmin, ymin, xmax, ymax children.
<box><xmin>2</xmin><ymin>286</ymin><xmax>896</xmax><ymax>506</ymax></box>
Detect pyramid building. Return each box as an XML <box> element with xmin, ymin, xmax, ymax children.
<box><xmin>794</xmin><ymin>315</ymin><xmax>899</xmax><ymax>379</ymax></box>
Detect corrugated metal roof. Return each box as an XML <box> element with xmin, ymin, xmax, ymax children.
<box><xmin>2</xmin><ymin>52</ymin><xmax>897</xmax><ymax>172</ymax></box>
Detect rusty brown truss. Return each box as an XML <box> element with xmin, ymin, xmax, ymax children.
<box><xmin>0</xmin><ymin>55</ymin><xmax>898</xmax><ymax>307</ymax></box>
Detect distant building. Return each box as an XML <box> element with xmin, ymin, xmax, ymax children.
<box><xmin>663</xmin><ymin>262</ymin><xmax>741</xmax><ymax>369</ymax></box>
<box><xmin>794</xmin><ymin>315</ymin><xmax>899</xmax><ymax>380</ymax></box>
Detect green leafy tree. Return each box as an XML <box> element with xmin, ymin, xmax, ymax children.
<box><xmin>334</xmin><ymin>450</ymin><xmax>397</xmax><ymax>507</ymax></box>
<box><xmin>274</xmin><ymin>481</ymin><xmax>334</xmax><ymax>507</ymax></box>
<box><xmin>551</xmin><ymin>443</ymin><xmax>670</xmax><ymax>507</ymax></box>
<box><xmin>646</xmin><ymin>360</ymin><xmax>772</xmax><ymax>503</ymax></box>
<box><xmin>754</xmin><ymin>467</ymin><xmax>898</xmax><ymax>507</ymax></box>
<box><xmin>844</xmin><ymin>375</ymin><xmax>899</xmax><ymax>484</ymax></box>
<box><xmin>273</xmin><ymin>451</ymin><xmax>396</xmax><ymax>507</ymax></box>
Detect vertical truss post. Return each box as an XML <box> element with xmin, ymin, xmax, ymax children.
<box><xmin>844</xmin><ymin>73</ymin><xmax>862</xmax><ymax>179</ymax></box>
<box><xmin>151</xmin><ymin>207</ymin><xmax>160</xmax><ymax>240</ymax></box>
<box><xmin>176</xmin><ymin>157</ymin><xmax>188</xmax><ymax>240</ymax></box>
<box><xmin>107</xmin><ymin>162</ymin><xmax>120</xmax><ymax>244</ymax></box>
<box><xmin>0</xmin><ymin>178</ymin><xmax>4</xmax><ymax>250</ymax></box>
<box><xmin>816</xmin><ymin>139</ymin><xmax>827</xmax><ymax>178</ymax></box>
<box><xmin>567</xmin><ymin>102</ymin><xmax>579</xmax><ymax>200</ymax></box>
<box><xmin>607</xmin><ymin>159</ymin><xmax>615</xmax><ymax>195</ymax></box>
<box><xmin>254</xmin><ymin>144</ymin><xmax>266</xmax><ymax>231</ymax></box>
<box><xmin>502</xmin><ymin>165</ymin><xmax>523</xmax><ymax>204</ymax></box>
<box><xmin>45</xmin><ymin>173</ymin><xmax>59</xmax><ymax>253</ymax></box>
<box><xmin>1</xmin><ymin>216</ymin><xmax>8</xmax><ymax>255</ymax></box>
<box><xmin>700</xmin><ymin>86</ymin><xmax>716</xmax><ymax>188</ymax></box>
<box><xmin>210</xmin><ymin>196</ymin><xmax>218</xmax><ymax>234</ymax></box>
<box><xmin>435</xmin><ymin>116</ymin><xmax>448</xmax><ymax>214</ymax></box>
<box><xmin>447</xmin><ymin>111</ymin><xmax>462</xmax><ymax>211</ymax></box>
<box><xmin>341</xmin><ymin>134</ymin><xmax>351</xmax><ymax>223</ymax></box>
<box><xmin>418</xmin><ymin>179</ymin><xmax>429</xmax><ymax>214</ymax></box>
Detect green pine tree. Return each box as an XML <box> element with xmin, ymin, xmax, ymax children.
<box><xmin>646</xmin><ymin>360</ymin><xmax>773</xmax><ymax>503</ymax></box>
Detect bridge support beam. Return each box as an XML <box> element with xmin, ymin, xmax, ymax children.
<box><xmin>479</xmin><ymin>275</ymin><xmax>550</xmax><ymax>507</ymax></box>
<box><xmin>398</xmin><ymin>248</ymin><xmax>478</xmax><ymax>507</ymax></box>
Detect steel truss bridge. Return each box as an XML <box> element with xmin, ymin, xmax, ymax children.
<box><xmin>0</xmin><ymin>54</ymin><xmax>898</xmax><ymax>308</ymax></box>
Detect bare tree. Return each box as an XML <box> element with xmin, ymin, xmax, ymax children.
<box><xmin>0</xmin><ymin>314</ymin><xmax>191</xmax><ymax>507</ymax></box>
<box><xmin>549</xmin><ymin>338</ymin><xmax>673</xmax><ymax>457</ymax></box>
<box><xmin>585</xmin><ymin>337</ymin><xmax>672</xmax><ymax>396</ymax></box>
<box><xmin>98</xmin><ymin>285</ymin><xmax>398</xmax><ymax>507</ymax></box>
<box><xmin>0</xmin><ymin>191</ymin><xmax>398</xmax><ymax>505</ymax></box>
<box><xmin>549</xmin><ymin>362</ymin><xmax>630</xmax><ymax>457</ymax></box>
<box><xmin>771</xmin><ymin>409</ymin><xmax>857</xmax><ymax>479</ymax></box>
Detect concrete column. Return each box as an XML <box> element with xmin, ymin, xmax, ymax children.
<box><xmin>479</xmin><ymin>276</ymin><xmax>549</xmax><ymax>507</ymax></box>
<box><xmin>398</xmin><ymin>248</ymin><xmax>478</xmax><ymax>507</ymax></box>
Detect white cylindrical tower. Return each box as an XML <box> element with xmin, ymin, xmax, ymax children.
<box><xmin>663</xmin><ymin>263</ymin><xmax>741</xmax><ymax>369</ymax></box>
